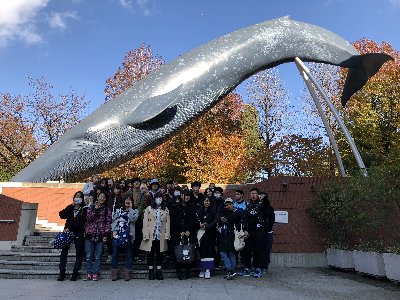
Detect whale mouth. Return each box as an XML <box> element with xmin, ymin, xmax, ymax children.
<box><xmin>339</xmin><ymin>53</ymin><xmax>393</xmax><ymax>106</ymax></box>
<box><xmin>130</xmin><ymin>106</ymin><xmax>178</xmax><ymax>130</ymax></box>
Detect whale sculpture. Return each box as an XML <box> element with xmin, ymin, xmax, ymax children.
<box><xmin>12</xmin><ymin>16</ymin><xmax>392</xmax><ymax>182</ymax></box>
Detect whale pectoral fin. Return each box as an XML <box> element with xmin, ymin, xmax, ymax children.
<box><xmin>340</xmin><ymin>53</ymin><xmax>393</xmax><ymax>106</ymax></box>
<box><xmin>126</xmin><ymin>84</ymin><xmax>183</xmax><ymax>125</ymax></box>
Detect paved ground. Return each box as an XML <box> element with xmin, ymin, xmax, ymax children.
<box><xmin>1</xmin><ymin>267</ymin><xmax>399</xmax><ymax>300</ymax></box>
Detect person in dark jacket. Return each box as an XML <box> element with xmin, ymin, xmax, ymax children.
<box><xmin>260</xmin><ymin>191</ymin><xmax>275</xmax><ymax>272</ymax></box>
<box><xmin>197</xmin><ymin>197</ymin><xmax>217</xmax><ymax>279</ymax></box>
<box><xmin>58</xmin><ymin>191</ymin><xmax>87</xmax><ymax>281</ymax></box>
<box><xmin>169</xmin><ymin>191</ymin><xmax>199</xmax><ymax>279</ymax></box>
<box><xmin>188</xmin><ymin>181</ymin><xmax>204</xmax><ymax>206</ymax></box>
<box><xmin>239</xmin><ymin>188</ymin><xmax>273</xmax><ymax>278</ymax></box>
<box><xmin>218</xmin><ymin>198</ymin><xmax>242</xmax><ymax>279</ymax></box>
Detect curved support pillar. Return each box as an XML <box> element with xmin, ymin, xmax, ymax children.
<box><xmin>295</xmin><ymin>57</ymin><xmax>367</xmax><ymax>177</ymax></box>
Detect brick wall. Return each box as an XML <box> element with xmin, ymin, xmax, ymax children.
<box><xmin>224</xmin><ymin>176</ymin><xmax>337</xmax><ymax>253</ymax></box>
<box><xmin>1</xmin><ymin>177</ymin><xmax>335</xmax><ymax>253</ymax></box>
<box><xmin>1</xmin><ymin>183</ymin><xmax>82</xmax><ymax>226</ymax></box>
<box><xmin>0</xmin><ymin>195</ymin><xmax>23</xmax><ymax>241</ymax></box>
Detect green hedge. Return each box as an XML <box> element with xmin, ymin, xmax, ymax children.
<box><xmin>308</xmin><ymin>162</ymin><xmax>400</xmax><ymax>253</ymax></box>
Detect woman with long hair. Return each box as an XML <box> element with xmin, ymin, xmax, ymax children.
<box><xmin>140</xmin><ymin>192</ymin><xmax>170</xmax><ymax>280</ymax></box>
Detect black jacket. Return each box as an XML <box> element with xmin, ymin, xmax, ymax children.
<box><xmin>169</xmin><ymin>202</ymin><xmax>199</xmax><ymax>246</ymax></box>
<box><xmin>197</xmin><ymin>206</ymin><xmax>217</xmax><ymax>231</ymax></box>
<box><xmin>243</xmin><ymin>200</ymin><xmax>275</xmax><ymax>232</ymax></box>
<box><xmin>59</xmin><ymin>204</ymin><xmax>87</xmax><ymax>236</ymax></box>
<box><xmin>217</xmin><ymin>208</ymin><xmax>241</xmax><ymax>252</ymax></box>
<box><xmin>189</xmin><ymin>191</ymin><xmax>204</xmax><ymax>206</ymax></box>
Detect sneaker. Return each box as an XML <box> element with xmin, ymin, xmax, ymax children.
<box><xmin>229</xmin><ymin>271</ymin><xmax>237</xmax><ymax>278</ymax></box>
<box><xmin>198</xmin><ymin>271</ymin><xmax>204</xmax><ymax>278</ymax></box>
<box><xmin>253</xmin><ymin>269</ymin><xmax>263</xmax><ymax>278</ymax></box>
<box><xmin>204</xmin><ymin>270</ymin><xmax>210</xmax><ymax>279</ymax></box>
<box><xmin>238</xmin><ymin>268</ymin><xmax>251</xmax><ymax>277</ymax></box>
<box><xmin>92</xmin><ymin>274</ymin><xmax>98</xmax><ymax>281</ymax></box>
<box><xmin>83</xmin><ymin>274</ymin><xmax>92</xmax><ymax>281</ymax></box>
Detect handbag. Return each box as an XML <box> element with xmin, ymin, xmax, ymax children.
<box><xmin>234</xmin><ymin>224</ymin><xmax>245</xmax><ymax>251</ymax></box>
<box><xmin>54</xmin><ymin>231</ymin><xmax>74</xmax><ymax>249</ymax></box>
<box><xmin>197</xmin><ymin>229</ymin><xmax>206</xmax><ymax>247</ymax></box>
<box><xmin>174</xmin><ymin>237</ymin><xmax>196</xmax><ymax>263</ymax></box>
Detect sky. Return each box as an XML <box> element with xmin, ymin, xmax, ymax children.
<box><xmin>0</xmin><ymin>0</ymin><xmax>399</xmax><ymax>113</ymax></box>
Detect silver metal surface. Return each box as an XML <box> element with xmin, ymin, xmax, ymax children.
<box><xmin>295</xmin><ymin>59</ymin><xmax>346</xmax><ymax>177</ymax></box>
<box><xmin>12</xmin><ymin>17</ymin><xmax>388</xmax><ymax>182</ymax></box>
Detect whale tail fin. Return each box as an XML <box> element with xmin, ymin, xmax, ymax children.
<box><xmin>340</xmin><ymin>53</ymin><xmax>393</xmax><ymax>107</ymax></box>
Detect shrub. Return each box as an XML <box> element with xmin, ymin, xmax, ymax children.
<box><xmin>308</xmin><ymin>162</ymin><xmax>400</xmax><ymax>251</ymax></box>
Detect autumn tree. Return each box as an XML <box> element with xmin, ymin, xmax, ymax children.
<box><xmin>245</xmin><ymin>68</ymin><xmax>294</xmax><ymax>178</ymax></box>
<box><xmin>0</xmin><ymin>78</ymin><xmax>89</xmax><ymax>181</ymax></box>
<box><xmin>342</xmin><ymin>39</ymin><xmax>400</xmax><ymax>170</ymax></box>
<box><xmin>104</xmin><ymin>43</ymin><xmax>164</xmax><ymax>102</ymax></box>
<box><xmin>303</xmin><ymin>39</ymin><xmax>399</xmax><ymax>173</ymax></box>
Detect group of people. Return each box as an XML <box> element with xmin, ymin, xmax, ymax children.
<box><xmin>57</xmin><ymin>175</ymin><xmax>275</xmax><ymax>282</ymax></box>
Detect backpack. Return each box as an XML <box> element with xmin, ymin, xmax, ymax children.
<box><xmin>114</xmin><ymin>210</ymin><xmax>131</xmax><ymax>249</ymax></box>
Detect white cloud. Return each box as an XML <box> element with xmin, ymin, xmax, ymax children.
<box><xmin>48</xmin><ymin>11</ymin><xmax>78</xmax><ymax>30</ymax></box>
<box><xmin>118</xmin><ymin>0</ymin><xmax>156</xmax><ymax>16</ymax></box>
<box><xmin>389</xmin><ymin>0</ymin><xmax>400</xmax><ymax>6</ymax></box>
<box><xmin>0</xmin><ymin>0</ymin><xmax>49</xmax><ymax>47</ymax></box>
<box><xmin>119</xmin><ymin>0</ymin><xmax>133</xmax><ymax>9</ymax></box>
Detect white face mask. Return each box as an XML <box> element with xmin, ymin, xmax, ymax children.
<box><xmin>214</xmin><ymin>193</ymin><xmax>221</xmax><ymax>199</ymax></box>
<box><xmin>73</xmin><ymin>197</ymin><xmax>82</xmax><ymax>205</ymax></box>
<box><xmin>155</xmin><ymin>198</ymin><xmax>162</xmax><ymax>206</ymax></box>
<box><xmin>174</xmin><ymin>191</ymin><xmax>181</xmax><ymax>197</ymax></box>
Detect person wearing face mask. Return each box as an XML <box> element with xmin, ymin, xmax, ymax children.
<box><xmin>57</xmin><ymin>191</ymin><xmax>87</xmax><ymax>281</ymax></box>
<box><xmin>165</xmin><ymin>187</ymin><xmax>182</xmax><ymax>262</ymax></box>
<box><xmin>140</xmin><ymin>192</ymin><xmax>170</xmax><ymax>280</ymax></box>
<box><xmin>197</xmin><ymin>197</ymin><xmax>217</xmax><ymax>279</ymax></box>
<box><xmin>169</xmin><ymin>190</ymin><xmax>200</xmax><ymax>279</ymax></box>
<box><xmin>111</xmin><ymin>197</ymin><xmax>138</xmax><ymax>281</ymax></box>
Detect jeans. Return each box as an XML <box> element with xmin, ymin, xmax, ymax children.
<box><xmin>220</xmin><ymin>251</ymin><xmax>236</xmax><ymax>272</ymax></box>
<box><xmin>112</xmin><ymin>240</ymin><xmax>133</xmax><ymax>269</ymax></box>
<box><xmin>85</xmin><ymin>240</ymin><xmax>103</xmax><ymax>275</ymax></box>
<box><xmin>59</xmin><ymin>235</ymin><xmax>85</xmax><ymax>273</ymax></box>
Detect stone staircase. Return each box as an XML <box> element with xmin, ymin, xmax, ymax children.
<box><xmin>0</xmin><ymin>231</ymin><xmax>225</xmax><ymax>280</ymax></box>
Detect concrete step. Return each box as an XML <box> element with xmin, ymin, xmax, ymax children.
<box><xmin>33</xmin><ymin>231</ymin><xmax>62</xmax><ymax>237</ymax></box>
<box><xmin>0</xmin><ymin>251</ymin><xmax>73</xmax><ymax>262</ymax></box>
<box><xmin>11</xmin><ymin>245</ymin><xmax>64</xmax><ymax>253</ymax></box>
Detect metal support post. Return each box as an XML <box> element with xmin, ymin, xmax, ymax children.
<box><xmin>294</xmin><ymin>57</ymin><xmax>367</xmax><ymax>176</ymax></box>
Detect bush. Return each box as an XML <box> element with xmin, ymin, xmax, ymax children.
<box><xmin>308</xmin><ymin>162</ymin><xmax>400</xmax><ymax>252</ymax></box>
